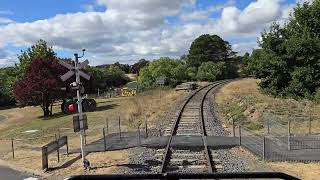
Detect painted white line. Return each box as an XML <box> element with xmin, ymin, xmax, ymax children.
<box><xmin>23</xmin><ymin>177</ymin><xmax>38</xmax><ymax>180</ymax></box>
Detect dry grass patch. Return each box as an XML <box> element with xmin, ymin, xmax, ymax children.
<box><xmin>46</xmin><ymin>150</ymin><xmax>129</xmax><ymax>179</ymax></box>
<box><xmin>214</xmin><ymin>78</ymin><xmax>320</xmax><ymax>134</ymax></box>
<box><xmin>269</xmin><ymin>162</ymin><xmax>320</xmax><ymax>180</ymax></box>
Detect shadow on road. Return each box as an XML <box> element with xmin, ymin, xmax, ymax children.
<box><xmin>47</xmin><ymin>154</ymin><xmax>82</xmax><ymax>171</ymax></box>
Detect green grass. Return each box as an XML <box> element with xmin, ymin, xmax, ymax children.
<box><xmin>245</xmin><ymin>121</ymin><xmax>264</xmax><ymax>131</ymax></box>
<box><xmin>0</xmin><ymin>88</ymin><xmax>185</xmax><ymax>145</ymax></box>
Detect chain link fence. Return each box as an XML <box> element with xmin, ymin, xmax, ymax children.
<box><xmin>239</xmin><ymin>124</ymin><xmax>320</xmax><ymax>162</ymax></box>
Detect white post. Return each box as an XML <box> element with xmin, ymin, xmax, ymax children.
<box><xmin>74</xmin><ymin>53</ymin><xmax>86</xmax><ymax>166</ymax></box>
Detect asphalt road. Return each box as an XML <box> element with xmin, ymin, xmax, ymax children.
<box><xmin>0</xmin><ymin>166</ymin><xmax>36</xmax><ymax>180</ymax></box>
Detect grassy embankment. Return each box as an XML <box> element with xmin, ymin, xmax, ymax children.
<box><xmin>215</xmin><ymin>78</ymin><xmax>320</xmax><ymax>134</ymax></box>
<box><xmin>214</xmin><ymin>78</ymin><xmax>320</xmax><ymax>180</ymax></box>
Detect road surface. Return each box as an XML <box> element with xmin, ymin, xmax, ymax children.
<box><xmin>0</xmin><ymin>166</ymin><xmax>37</xmax><ymax>180</ymax></box>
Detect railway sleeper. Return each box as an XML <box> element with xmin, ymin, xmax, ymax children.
<box><xmin>165</xmin><ymin>165</ymin><xmax>208</xmax><ymax>172</ymax></box>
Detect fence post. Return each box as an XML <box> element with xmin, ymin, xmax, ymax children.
<box><xmin>55</xmin><ymin>134</ymin><xmax>60</xmax><ymax>163</ymax></box>
<box><xmin>263</xmin><ymin>136</ymin><xmax>266</xmax><ymax>161</ymax></box>
<box><xmin>103</xmin><ymin>128</ymin><xmax>106</xmax><ymax>150</ymax></box>
<box><xmin>42</xmin><ymin>146</ymin><xmax>48</xmax><ymax>170</ymax></box>
<box><xmin>66</xmin><ymin>136</ymin><xmax>69</xmax><ymax>155</ymax></box>
<box><xmin>11</xmin><ymin>139</ymin><xmax>14</xmax><ymax>159</ymax></box>
<box><xmin>232</xmin><ymin>118</ymin><xmax>235</xmax><ymax>137</ymax></box>
<box><xmin>119</xmin><ymin>116</ymin><xmax>122</xmax><ymax>140</ymax></box>
<box><xmin>267</xmin><ymin>118</ymin><xmax>270</xmax><ymax>134</ymax></box>
<box><xmin>288</xmin><ymin>119</ymin><xmax>291</xmax><ymax>151</ymax></box>
<box><xmin>137</xmin><ymin>125</ymin><xmax>141</xmax><ymax>146</ymax></box>
<box><xmin>145</xmin><ymin>116</ymin><xmax>148</xmax><ymax>138</ymax></box>
<box><xmin>309</xmin><ymin>112</ymin><xmax>312</xmax><ymax>135</ymax></box>
<box><xmin>239</xmin><ymin>125</ymin><xmax>242</xmax><ymax>146</ymax></box>
<box><xmin>105</xmin><ymin>118</ymin><xmax>109</xmax><ymax>135</ymax></box>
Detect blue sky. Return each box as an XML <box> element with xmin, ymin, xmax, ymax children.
<box><xmin>0</xmin><ymin>0</ymin><xmax>311</xmax><ymax>67</ymax></box>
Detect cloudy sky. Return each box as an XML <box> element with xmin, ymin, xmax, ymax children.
<box><xmin>0</xmin><ymin>0</ymin><xmax>312</xmax><ymax>67</ymax></box>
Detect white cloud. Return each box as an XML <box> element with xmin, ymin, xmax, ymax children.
<box><xmin>0</xmin><ymin>17</ymin><xmax>15</xmax><ymax>24</ymax></box>
<box><xmin>233</xmin><ymin>42</ymin><xmax>259</xmax><ymax>55</ymax></box>
<box><xmin>179</xmin><ymin>0</ymin><xmax>236</xmax><ymax>22</ymax></box>
<box><xmin>0</xmin><ymin>49</ymin><xmax>17</xmax><ymax>67</ymax></box>
<box><xmin>82</xmin><ymin>4</ymin><xmax>96</xmax><ymax>12</ymax></box>
<box><xmin>218</xmin><ymin>0</ymin><xmax>282</xmax><ymax>34</ymax></box>
<box><xmin>0</xmin><ymin>0</ymin><xmax>305</xmax><ymax>66</ymax></box>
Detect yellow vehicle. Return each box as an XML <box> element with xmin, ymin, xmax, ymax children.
<box><xmin>121</xmin><ymin>87</ymin><xmax>137</xmax><ymax>96</ymax></box>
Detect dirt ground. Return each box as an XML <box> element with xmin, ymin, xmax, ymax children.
<box><xmin>214</xmin><ymin>78</ymin><xmax>320</xmax><ymax>180</ymax></box>
<box><xmin>0</xmin><ymin>88</ymin><xmax>188</xmax><ymax>178</ymax></box>
<box><xmin>268</xmin><ymin>162</ymin><xmax>320</xmax><ymax>180</ymax></box>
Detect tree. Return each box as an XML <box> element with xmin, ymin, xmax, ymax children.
<box><xmin>16</xmin><ymin>39</ymin><xmax>56</xmax><ymax>77</ymax></box>
<box><xmin>196</xmin><ymin>62</ymin><xmax>226</xmax><ymax>81</ymax></box>
<box><xmin>84</xmin><ymin>67</ymin><xmax>107</xmax><ymax>94</ymax></box>
<box><xmin>253</xmin><ymin>0</ymin><xmax>320</xmax><ymax>98</ymax></box>
<box><xmin>239</xmin><ymin>52</ymin><xmax>251</xmax><ymax>77</ymax></box>
<box><xmin>13</xmin><ymin>59</ymin><xmax>66</xmax><ymax>117</ymax></box>
<box><xmin>0</xmin><ymin>67</ymin><xmax>17</xmax><ymax>106</ymax></box>
<box><xmin>187</xmin><ymin>34</ymin><xmax>235</xmax><ymax>67</ymax></box>
<box><xmin>113</xmin><ymin>62</ymin><xmax>130</xmax><ymax>73</ymax></box>
<box><xmin>130</xmin><ymin>59</ymin><xmax>149</xmax><ymax>75</ymax></box>
<box><xmin>138</xmin><ymin>57</ymin><xmax>184</xmax><ymax>88</ymax></box>
<box><xmin>105</xmin><ymin>65</ymin><xmax>130</xmax><ymax>87</ymax></box>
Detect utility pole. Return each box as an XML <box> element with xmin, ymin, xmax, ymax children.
<box><xmin>74</xmin><ymin>50</ymin><xmax>86</xmax><ymax>167</ymax></box>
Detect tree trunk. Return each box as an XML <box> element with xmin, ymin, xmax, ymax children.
<box><xmin>49</xmin><ymin>103</ymin><xmax>53</xmax><ymax>116</ymax></box>
<box><xmin>43</xmin><ymin>104</ymin><xmax>50</xmax><ymax>118</ymax></box>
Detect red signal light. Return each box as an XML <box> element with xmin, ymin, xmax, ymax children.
<box><xmin>69</xmin><ymin>104</ymin><xmax>75</xmax><ymax>111</ymax></box>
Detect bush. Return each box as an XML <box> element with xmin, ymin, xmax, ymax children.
<box><xmin>196</xmin><ymin>61</ymin><xmax>226</xmax><ymax>81</ymax></box>
<box><xmin>138</xmin><ymin>57</ymin><xmax>186</xmax><ymax>88</ymax></box>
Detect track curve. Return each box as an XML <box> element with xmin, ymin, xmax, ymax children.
<box><xmin>159</xmin><ymin>81</ymin><xmax>227</xmax><ymax>173</ymax></box>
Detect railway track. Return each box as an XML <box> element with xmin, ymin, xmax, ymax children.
<box><xmin>156</xmin><ymin>81</ymin><xmax>226</xmax><ymax>173</ymax></box>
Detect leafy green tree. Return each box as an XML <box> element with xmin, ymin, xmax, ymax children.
<box><xmin>85</xmin><ymin>67</ymin><xmax>107</xmax><ymax>93</ymax></box>
<box><xmin>16</xmin><ymin>39</ymin><xmax>56</xmax><ymax>77</ymax></box>
<box><xmin>186</xmin><ymin>66</ymin><xmax>197</xmax><ymax>81</ymax></box>
<box><xmin>254</xmin><ymin>0</ymin><xmax>320</xmax><ymax>98</ymax></box>
<box><xmin>113</xmin><ymin>62</ymin><xmax>130</xmax><ymax>73</ymax></box>
<box><xmin>187</xmin><ymin>34</ymin><xmax>235</xmax><ymax>67</ymax></box>
<box><xmin>0</xmin><ymin>67</ymin><xmax>18</xmax><ymax>105</ymax></box>
<box><xmin>130</xmin><ymin>59</ymin><xmax>149</xmax><ymax>75</ymax></box>
<box><xmin>196</xmin><ymin>62</ymin><xmax>226</xmax><ymax>81</ymax></box>
<box><xmin>138</xmin><ymin>57</ymin><xmax>184</xmax><ymax>88</ymax></box>
<box><xmin>105</xmin><ymin>65</ymin><xmax>130</xmax><ymax>87</ymax></box>
<box><xmin>239</xmin><ymin>52</ymin><xmax>251</xmax><ymax>77</ymax></box>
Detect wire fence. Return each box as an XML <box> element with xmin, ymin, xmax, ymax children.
<box><xmin>1</xmin><ymin>114</ymin><xmax>166</xmax><ymax>162</ymax></box>
<box><xmin>239</xmin><ymin>125</ymin><xmax>320</xmax><ymax>162</ymax></box>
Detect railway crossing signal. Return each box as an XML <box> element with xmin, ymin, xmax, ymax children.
<box><xmin>59</xmin><ymin>59</ymin><xmax>90</xmax><ymax>82</ymax></box>
<box><xmin>58</xmin><ymin>49</ymin><xmax>90</xmax><ymax>169</ymax></box>
<box><xmin>68</xmin><ymin>104</ymin><xmax>75</xmax><ymax>111</ymax></box>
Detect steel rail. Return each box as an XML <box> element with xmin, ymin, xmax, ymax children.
<box><xmin>160</xmin><ymin>81</ymin><xmax>225</xmax><ymax>173</ymax></box>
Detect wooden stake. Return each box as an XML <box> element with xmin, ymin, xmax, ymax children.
<box><xmin>11</xmin><ymin>139</ymin><xmax>14</xmax><ymax>159</ymax></box>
